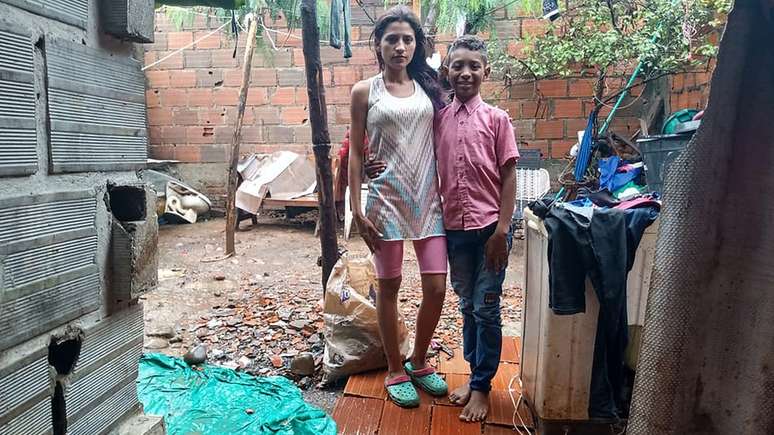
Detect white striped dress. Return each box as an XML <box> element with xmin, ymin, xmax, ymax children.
<box><xmin>364</xmin><ymin>74</ymin><xmax>445</xmax><ymax>241</ymax></box>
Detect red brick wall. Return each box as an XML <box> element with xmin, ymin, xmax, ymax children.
<box><xmin>144</xmin><ymin>4</ymin><xmax>712</xmax><ymax>201</ymax></box>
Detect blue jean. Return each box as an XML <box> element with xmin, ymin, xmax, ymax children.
<box><xmin>446</xmin><ymin>223</ymin><xmax>513</xmax><ymax>393</ymax></box>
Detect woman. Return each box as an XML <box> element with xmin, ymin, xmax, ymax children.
<box><xmin>348</xmin><ymin>5</ymin><xmax>448</xmax><ymax>408</ymax></box>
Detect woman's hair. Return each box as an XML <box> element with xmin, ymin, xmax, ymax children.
<box><xmin>371</xmin><ymin>5</ymin><xmax>447</xmax><ymax>111</ymax></box>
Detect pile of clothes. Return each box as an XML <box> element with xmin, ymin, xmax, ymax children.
<box><xmin>530</xmin><ymin>156</ymin><xmax>660</xmax><ymax>421</ymax></box>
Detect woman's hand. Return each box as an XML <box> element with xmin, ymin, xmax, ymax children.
<box><xmin>354</xmin><ymin>214</ymin><xmax>382</xmax><ymax>253</ymax></box>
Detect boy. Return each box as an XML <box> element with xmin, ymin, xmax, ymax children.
<box><xmin>367</xmin><ymin>35</ymin><xmax>519</xmax><ymax>421</ymax></box>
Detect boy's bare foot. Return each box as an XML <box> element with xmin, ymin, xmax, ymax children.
<box><xmin>449</xmin><ymin>382</ymin><xmax>471</xmax><ymax>405</ymax></box>
<box><xmin>459</xmin><ymin>390</ymin><xmax>489</xmax><ymax>422</ymax></box>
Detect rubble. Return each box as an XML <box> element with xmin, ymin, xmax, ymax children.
<box><xmin>144</xmin><ymin>219</ymin><xmax>525</xmax><ymax>407</ymax></box>
<box><xmin>291</xmin><ymin>353</ymin><xmax>316</xmax><ymax>376</ymax></box>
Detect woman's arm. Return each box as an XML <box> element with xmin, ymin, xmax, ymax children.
<box><xmin>349</xmin><ymin>80</ymin><xmax>382</xmax><ymax>252</ymax></box>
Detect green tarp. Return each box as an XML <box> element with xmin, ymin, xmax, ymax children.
<box><xmin>138</xmin><ymin>353</ymin><xmax>336</xmax><ymax>435</ymax></box>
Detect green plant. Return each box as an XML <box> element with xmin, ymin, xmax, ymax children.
<box><xmin>490</xmin><ymin>0</ymin><xmax>730</xmax><ymax>86</ymax></box>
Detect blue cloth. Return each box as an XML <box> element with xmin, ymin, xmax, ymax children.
<box><xmin>599</xmin><ymin>156</ymin><xmax>643</xmax><ymax>192</ymax></box>
<box><xmin>329</xmin><ymin>0</ymin><xmax>352</xmax><ymax>58</ymax></box>
<box><xmin>598</xmin><ymin>156</ymin><xmax>620</xmax><ymax>190</ymax></box>
<box><xmin>446</xmin><ymin>223</ymin><xmax>513</xmax><ymax>393</ymax></box>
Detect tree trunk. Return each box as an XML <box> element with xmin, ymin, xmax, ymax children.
<box><xmin>224</xmin><ymin>13</ymin><xmax>259</xmax><ymax>256</ymax></box>
<box><xmin>301</xmin><ymin>0</ymin><xmax>339</xmax><ymax>292</ymax></box>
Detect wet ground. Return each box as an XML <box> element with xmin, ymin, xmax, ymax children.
<box><xmin>142</xmin><ymin>213</ymin><xmax>526</xmax><ymax>414</ymax></box>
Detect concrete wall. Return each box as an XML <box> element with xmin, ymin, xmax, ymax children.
<box><xmin>0</xmin><ymin>1</ymin><xmax>159</xmax><ymax>433</ymax></box>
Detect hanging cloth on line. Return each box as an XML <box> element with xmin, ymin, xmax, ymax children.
<box><xmin>330</xmin><ymin>0</ymin><xmax>353</xmax><ymax>58</ymax></box>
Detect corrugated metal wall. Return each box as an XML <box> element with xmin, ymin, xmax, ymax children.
<box><xmin>0</xmin><ymin>1</ymin><xmax>158</xmax><ymax>434</ymax></box>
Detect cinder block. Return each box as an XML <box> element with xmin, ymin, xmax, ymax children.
<box><xmin>109</xmin><ymin>185</ymin><xmax>158</xmax><ymax>305</ymax></box>
<box><xmin>100</xmin><ymin>0</ymin><xmax>155</xmax><ymax>43</ymax></box>
<box><xmin>0</xmin><ymin>347</ymin><xmax>52</xmax><ymax>435</ymax></box>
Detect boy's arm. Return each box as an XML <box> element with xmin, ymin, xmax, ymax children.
<box><xmin>485</xmin><ymin>112</ymin><xmax>520</xmax><ymax>271</ymax></box>
<box><xmin>485</xmin><ymin>161</ymin><xmax>516</xmax><ymax>271</ymax></box>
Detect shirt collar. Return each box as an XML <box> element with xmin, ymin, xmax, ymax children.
<box><xmin>452</xmin><ymin>94</ymin><xmax>483</xmax><ymax>115</ymax></box>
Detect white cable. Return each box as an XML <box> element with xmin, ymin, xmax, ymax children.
<box><xmin>508</xmin><ymin>374</ymin><xmax>533</xmax><ymax>435</ymax></box>
<box><xmin>142</xmin><ymin>20</ymin><xmax>230</xmax><ymax>71</ymax></box>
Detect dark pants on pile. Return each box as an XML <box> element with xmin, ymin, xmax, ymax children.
<box><xmin>544</xmin><ymin>206</ymin><xmax>628</xmax><ymax>419</ymax></box>
<box><xmin>447</xmin><ymin>223</ymin><xmax>513</xmax><ymax>393</ymax></box>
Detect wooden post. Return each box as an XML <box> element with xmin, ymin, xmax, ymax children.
<box><xmin>224</xmin><ymin>12</ymin><xmax>259</xmax><ymax>257</ymax></box>
<box><xmin>300</xmin><ymin>0</ymin><xmax>339</xmax><ymax>292</ymax></box>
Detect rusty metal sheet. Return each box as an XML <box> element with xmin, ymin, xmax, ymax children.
<box><xmin>344</xmin><ymin>369</ymin><xmax>388</xmax><ymax>400</ymax></box>
<box><xmin>486</xmin><ymin>391</ymin><xmax>534</xmax><ymax>428</ymax></box>
<box><xmin>438</xmin><ymin>350</ymin><xmax>470</xmax><ymax>375</ymax></box>
<box><xmin>0</xmin><ymin>191</ymin><xmax>99</xmax><ymax>351</ymax></box>
<box><xmin>46</xmin><ymin>40</ymin><xmax>147</xmax><ymax>173</ymax></box>
<box><xmin>0</xmin><ymin>0</ymin><xmax>88</xmax><ymax>29</ymax></box>
<box><xmin>500</xmin><ymin>336</ymin><xmax>521</xmax><ymax>364</ymax></box>
<box><xmin>0</xmin><ymin>24</ymin><xmax>36</xmax><ymax>177</ymax></box>
<box><xmin>0</xmin><ymin>347</ymin><xmax>50</xmax><ymax>431</ymax></box>
<box><xmin>380</xmin><ymin>402</ymin><xmax>431</xmax><ymax>435</ymax></box>
<box><xmin>430</xmin><ymin>405</ymin><xmax>481</xmax><ymax>435</ymax></box>
<box><xmin>332</xmin><ymin>396</ymin><xmax>384</xmax><ymax>435</ymax></box>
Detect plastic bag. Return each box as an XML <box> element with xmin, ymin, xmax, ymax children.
<box><xmin>322</xmin><ymin>254</ymin><xmax>411</xmax><ymax>383</ymax></box>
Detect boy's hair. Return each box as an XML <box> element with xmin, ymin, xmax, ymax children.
<box><xmin>447</xmin><ymin>35</ymin><xmax>488</xmax><ymax>65</ymax></box>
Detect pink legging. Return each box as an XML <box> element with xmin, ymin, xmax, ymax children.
<box><xmin>372</xmin><ymin>236</ymin><xmax>448</xmax><ymax>279</ymax></box>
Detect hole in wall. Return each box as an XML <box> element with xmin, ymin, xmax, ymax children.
<box><xmin>52</xmin><ymin>382</ymin><xmax>67</xmax><ymax>435</ymax></box>
<box><xmin>48</xmin><ymin>335</ymin><xmax>82</xmax><ymax>375</ymax></box>
<box><xmin>108</xmin><ymin>185</ymin><xmax>147</xmax><ymax>221</ymax></box>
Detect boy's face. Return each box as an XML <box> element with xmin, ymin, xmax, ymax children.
<box><xmin>444</xmin><ymin>47</ymin><xmax>490</xmax><ymax>102</ymax></box>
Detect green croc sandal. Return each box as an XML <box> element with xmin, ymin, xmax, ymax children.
<box><xmin>404</xmin><ymin>361</ymin><xmax>448</xmax><ymax>397</ymax></box>
<box><xmin>385</xmin><ymin>375</ymin><xmax>420</xmax><ymax>408</ymax></box>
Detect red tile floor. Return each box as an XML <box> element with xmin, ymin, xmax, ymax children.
<box><xmin>333</xmin><ymin>337</ymin><xmax>534</xmax><ymax>434</ymax></box>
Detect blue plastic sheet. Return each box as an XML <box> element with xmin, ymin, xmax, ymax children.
<box><xmin>137</xmin><ymin>353</ymin><xmax>336</xmax><ymax>435</ymax></box>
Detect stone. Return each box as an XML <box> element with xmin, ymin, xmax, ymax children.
<box><xmin>169</xmin><ymin>335</ymin><xmax>183</xmax><ymax>344</ymax></box>
<box><xmin>146</xmin><ymin>325</ymin><xmax>176</xmax><ymax>339</ymax></box>
<box><xmin>290</xmin><ymin>352</ymin><xmax>315</xmax><ymax>376</ymax></box>
<box><xmin>238</xmin><ymin>356</ymin><xmax>252</xmax><ymax>369</ymax></box>
<box><xmin>183</xmin><ymin>345</ymin><xmax>207</xmax><ymax>365</ymax></box>
<box><xmin>145</xmin><ymin>338</ymin><xmax>169</xmax><ymax>350</ymax></box>
<box><xmin>289</xmin><ymin>320</ymin><xmax>309</xmax><ymax>330</ymax></box>
<box><xmin>245</xmin><ymin>409</ymin><xmax>255</xmax><ymax>415</ymax></box>
<box><xmin>214</xmin><ymin>274</ymin><xmax>226</xmax><ymax>281</ymax></box>
<box><xmin>308</xmin><ymin>334</ymin><xmax>321</xmax><ymax>344</ymax></box>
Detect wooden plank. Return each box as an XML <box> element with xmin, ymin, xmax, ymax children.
<box><xmin>438</xmin><ymin>351</ymin><xmax>470</xmax><ymax>375</ymax></box>
<box><xmin>491</xmin><ymin>363</ymin><xmax>520</xmax><ymax>392</ymax></box>
<box><xmin>500</xmin><ymin>336</ymin><xmax>521</xmax><ymax>364</ymax></box>
<box><xmin>430</xmin><ymin>405</ymin><xmax>481</xmax><ymax>435</ymax></box>
<box><xmin>261</xmin><ymin>195</ymin><xmax>319</xmax><ymax>208</ymax></box>
<box><xmin>332</xmin><ymin>396</ymin><xmax>384</xmax><ymax>434</ymax></box>
<box><xmin>344</xmin><ymin>370</ymin><xmax>388</xmax><ymax>400</ymax></box>
<box><xmin>486</xmin><ymin>391</ymin><xmax>534</xmax><ymax>428</ymax></box>
<box><xmin>380</xmin><ymin>402</ymin><xmax>431</xmax><ymax>435</ymax></box>
<box><xmin>483</xmin><ymin>424</ymin><xmax>521</xmax><ymax>434</ymax></box>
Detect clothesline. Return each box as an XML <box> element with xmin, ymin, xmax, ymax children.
<box><xmin>149</xmin><ymin>6</ymin><xmax>528</xmax><ymax>71</ymax></box>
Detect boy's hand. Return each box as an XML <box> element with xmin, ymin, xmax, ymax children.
<box><xmin>485</xmin><ymin>230</ymin><xmax>509</xmax><ymax>271</ymax></box>
<box><xmin>364</xmin><ymin>158</ymin><xmax>387</xmax><ymax>179</ymax></box>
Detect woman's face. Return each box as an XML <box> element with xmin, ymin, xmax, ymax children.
<box><xmin>378</xmin><ymin>21</ymin><xmax>416</xmax><ymax>71</ymax></box>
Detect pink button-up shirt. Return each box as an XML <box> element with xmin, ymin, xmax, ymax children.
<box><xmin>435</xmin><ymin>95</ymin><xmax>519</xmax><ymax>231</ymax></box>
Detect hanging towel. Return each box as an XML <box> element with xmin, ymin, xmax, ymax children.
<box><xmin>330</xmin><ymin>0</ymin><xmax>353</xmax><ymax>58</ymax></box>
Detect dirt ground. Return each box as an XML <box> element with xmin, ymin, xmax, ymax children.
<box><xmin>142</xmin><ymin>213</ymin><xmax>526</xmax><ymax>414</ymax></box>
